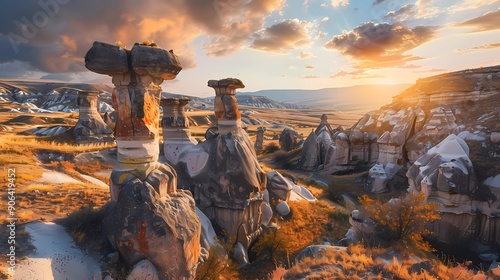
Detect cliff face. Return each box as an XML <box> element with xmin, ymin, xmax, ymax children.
<box><xmin>302</xmin><ymin>65</ymin><xmax>500</xmax><ymax>247</ymax></box>
<box><xmin>393</xmin><ymin>65</ymin><xmax>500</xmax><ymax>105</ymax></box>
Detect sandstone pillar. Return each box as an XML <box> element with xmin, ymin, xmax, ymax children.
<box><xmin>255</xmin><ymin>127</ymin><xmax>266</xmax><ymax>152</ymax></box>
<box><xmin>85</xmin><ymin>41</ymin><xmax>200</xmax><ymax>280</ymax></box>
<box><xmin>73</xmin><ymin>90</ymin><xmax>113</xmax><ymax>142</ymax></box>
<box><xmin>161</xmin><ymin>98</ymin><xmax>197</xmax><ymax>164</ymax></box>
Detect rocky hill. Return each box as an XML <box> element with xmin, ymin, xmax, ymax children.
<box><xmin>298</xmin><ymin>65</ymin><xmax>500</xmax><ymax>253</ymax></box>
<box><xmin>0</xmin><ymin>80</ymin><xmax>304</xmax><ymax>112</ymax></box>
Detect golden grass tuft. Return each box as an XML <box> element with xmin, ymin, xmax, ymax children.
<box><xmin>26</xmin><ymin>183</ymin><xmax>57</xmax><ymax>192</ymax></box>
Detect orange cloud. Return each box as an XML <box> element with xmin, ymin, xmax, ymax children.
<box><xmin>324</xmin><ymin>22</ymin><xmax>436</xmax><ymax>69</ymax></box>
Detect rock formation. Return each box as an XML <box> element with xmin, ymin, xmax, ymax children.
<box><xmin>73</xmin><ymin>90</ymin><xmax>114</xmax><ymax>143</ymax></box>
<box><xmin>297</xmin><ymin>114</ymin><xmax>378</xmax><ymax>174</ymax></box>
<box><xmin>407</xmin><ymin>134</ymin><xmax>500</xmax><ymax>246</ymax></box>
<box><xmin>365</xmin><ymin>108</ymin><xmax>416</xmax><ymax>193</ymax></box>
<box><xmin>161</xmin><ymin>98</ymin><xmax>198</xmax><ymax>165</ymax></box>
<box><xmin>279</xmin><ymin>128</ymin><xmax>300</xmax><ymax>151</ymax></box>
<box><xmin>169</xmin><ymin>78</ymin><xmax>266</xmax><ymax>265</ymax></box>
<box><xmin>393</xmin><ymin>65</ymin><xmax>500</xmax><ymax>105</ymax></box>
<box><xmin>85</xmin><ymin>41</ymin><xmax>201</xmax><ymax>279</ymax></box>
<box><xmin>255</xmin><ymin>127</ymin><xmax>266</xmax><ymax>152</ymax></box>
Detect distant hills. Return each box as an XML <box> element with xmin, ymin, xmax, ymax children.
<box><xmin>241</xmin><ymin>84</ymin><xmax>411</xmax><ymax>114</ymax></box>
<box><xmin>0</xmin><ymin>79</ymin><xmax>411</xmax><ymax>114</ymax></box>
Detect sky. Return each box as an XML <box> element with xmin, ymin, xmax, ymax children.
<box><xmin>0</xmin><ymin>0</ymin><xmax>499</xmax><ymax>97</ymax></box>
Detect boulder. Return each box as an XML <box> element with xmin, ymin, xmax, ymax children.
<box><xmin>104</xmin><ymin>180</ymin><xmax>201</xmax><ymax>279</ymax></box>
<box><xmin>266</xmin><ymin>171</ymin><xmax>293</xmax><ymax>203</ymax></box>
<box><xmin>84</xmin><ymin>41</ymin><xmax>129</xmax><ymax>75</ymax></box>
<box><xmin>279</xmin><ymin>128</ymin><xmax>300</xmax><ymax>151</ymax></box>
<box><xmin>276</xmin><ymin>201</ymin><xmax>290</xmax><ymax>216</ymax></box>
<box><xmin>131</xmin><ymin>45</ymin><xmax>182</xmax><ymax>80</ymax></box>
<box><xmin>126</xmin><ymin>259</ymin><xmax>160</xmax><ymax>280</ymax></box>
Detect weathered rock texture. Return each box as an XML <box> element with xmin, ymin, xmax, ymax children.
<box><xmin>299</xmin><ymin>114</ymin><xmax>378</xmax><ymax>174</ymax></box>
<box><xmin>86</xmin><ymin>41</ymin><xmax>181</xmax><ymax>164</ymax></box>
<box><xmin>161</xmin><ymin>98</ymin><xmax>198</xmax><ymax>165</ymax></box>
<box><xmin>407</xmin><ymin>135</ymin><xmax>500</xmax><ymax>246</ymax></box>
<box><xmin>85</xmin><ymin>41</ymin><xmax>201</xmax><ymax>279</ymax></box>
<box><xmin>393</xmin><ymin>65</ymin><xmax>500</xmax><ymax>105</ymax></box>
<box><xmin>255</xmin><ymin>126</ymin><xmax>266</xmax><ymax>152</ymax></box>
<box><xmin>279</xmin><ymin>128</ymin><xmax>300</xmax><ymax>151</ymax></box>
<box><xmin>73</xmin><ymin>90</ymin><xmax>113</xmax><ymax>142</ymax></box>
<box><xmin>168</xmin><ymin>78</ymin><xmax>266</xmax><ymax>265</ymax></box>
<box><xmin>104</xmin><ymin>183</ymin><xmax>201</xmax><ymax>279</ymax></box>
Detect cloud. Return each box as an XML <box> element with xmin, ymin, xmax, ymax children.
<box><xmin>249</xmin><ymin>19</ymin><xmax>311</xmax><ymax>53</ymax></box>
<box><xmin>448</xmin><ymin>0</ymin><xmax>500</xmax><ymax>13</ymax></box>
<box><xmin>0</xmin><ymin>0</ymin><xmax>285</xmax><ymax>76</ymax></box>
<box><xmin>305</xmin><ymin>65</ymin><xmax>315</xmax><ymax>69</ymax></box>
<box><xmin>456</xmin><ymin>43</ymin><xmax>500</xmax><ymax>52</ymax></box>
<box><xmin>0</xmin><ymin>60</ymin><xmax>41</xmax><ymax>78</ymax></box>
<box><xmin>324</xmin><ymin>22</ymin><xmax>436</xmax><ymax>69</ymax></box>
<box><xmin>413</xmin><ymin>68</ymin><xmax>447</xmax><ymax>73</ymax></box>
<box><xmin>372</xmin><ymin>0</ymin><xmax>386</xmax><ymax>5</ymax></box>
<box><xmin>457</xmin><ymin>9</ymin><xmax>500</xmax><ymax>32</ymax></box>
<box><xmin>352</xmin><ymin>74</ymin><xmax>383</xmax><ymax>79</ymax></box>
<box><xmin>330</xmin><ymin>69</ymin><xmax>384</xmax><ymax>79</ymax></box>
<box><xmin>302</xmin><ymin>75</ymin><xmax>321</xmax><ymax>78</ymax></box>
<box><xmin>385</xmin><ymin>5</ymin><xmax>417</xmax><ymax>22</ymax></box>
<box><xmin>40</xmin><ymin>73</ymin><xmax>74</xmax><ymax>81</ymax></box>
<box><xmin>298</xmin><ymin>51</ymin><xmax>315</xmax><ymax>58</ymax></box>
<box><xmin>330</xmin><ymin>69</ymin><xmax>364</xmax><ymax>78</ymax></box>
<box><xmin>330</xmin><ymin>0</ymin><xmax>349</xmax><ymax>7</ymax></box>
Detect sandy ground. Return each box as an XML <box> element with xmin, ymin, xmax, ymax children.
<box><xmin>81</xmin><ymin>175</ymin><xmax>108</xmax><ymax>188</ymax></box>
<box><xmin>12</xmin><ymin>222</ymin><xmax>101</xmax><ymax>280</ymax></box>
<box><xmin>37</xmin><ymin>170</ymin><xmax>82</xmax><ymax>184</ymax></box>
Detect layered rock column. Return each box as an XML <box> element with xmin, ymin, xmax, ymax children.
<box><xmin>188</xmin><ymin>78</ymin><xmax>265</xmax><ymax>265</ymax></box>
<box><xmin>73</xmin><ymin>90</ymin><xmax>113</xmax><ymax>142</ymax></box>
<box><xmin>161</xmin><ymin>98</ymin><xmax>198</xmax><ymax>164</ymax></box>
<box><xmin>85</xmin><ymin>41</ymin><xmax>201</xmax><ymax>279</ymax></box>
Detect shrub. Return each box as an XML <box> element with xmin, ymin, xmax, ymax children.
<box><xmin>264</xmin><ymin>143</ymin><xmax>279</xmax><ymax>154</ymax></box>
<box><xmin>359</xmin><ymin>192</ymin><xmax>440</xmax><ymax>252</ymax></box>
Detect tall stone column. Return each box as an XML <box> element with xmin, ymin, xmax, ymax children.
<box><xmin>195</xmin><ymin>78</ymin><xmax>265</xmax><ymax>265</ymax></box>
<box><xmin>255</xmin><ymin>127</ymin><xmax>266</xmax><ymax>152</ymax></box>
<box><xmin>161</xmin><ymin>98</ymin><xmax>198</xmax><ymax>164</ymax></box>
<box><xmin>208</xmin><ymin>78</ymin><xmax>244</xmax><ymax>132</ymax></box>
<box><xmin>73</xmin><ymin>90</ymin><xmax>113</xmax><ymax>143</ymax></box>
<box><xmin>85</xmin><ymin>41</ymin><xmax>201</xmax><ymax>280</ymax></box>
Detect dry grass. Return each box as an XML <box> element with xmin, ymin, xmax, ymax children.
<box><xmin>284</xmin><ymin>244</ymin><xmax>492</xmax><ymax>280</ymax></box>
<box><xmin>0</xmin><ymin>135</ymin><xmax>116</xmax><ymax>153</ymax></box>
<box><xmin>26</xmin><ymin>183</ymin><xmax>58</xmax><ymax>192</ymax></box>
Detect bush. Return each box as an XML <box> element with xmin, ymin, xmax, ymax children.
<box><xmin>264</xmin><ymin>143</ymin><xmax>279</xmax><ymax>154</ymax></box>
<box><xmin>359</xmin><ymin>192</ymin><xmax>441</xmax><ymax>252</ymax></box>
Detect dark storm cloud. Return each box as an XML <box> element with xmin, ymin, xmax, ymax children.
<box><xmin>0</xmin><ymin>0</ymin><xmax>284</xmax><ymax>75</ymax></box>
<box><xmin>372</xmin><ymin>0</ymin><xmax>386</xmax><ymax>6</ymax></box>
<box><xmin>457</xmin><ymin>9</ymin><xmax>500</xmax><ymax>32</ymax></box>
<box><xmin>324</xmin><ymin>22</ymin><xmax>436</xmax><ymax>69</ymax></box>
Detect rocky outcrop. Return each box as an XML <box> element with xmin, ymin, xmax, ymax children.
<box><xmin>73</xmin><ymin>90</ymin><xmax>114</xmax><ymax>143</ymax></box>
<box><xmin>365</xmin><ymin>108</ymin><xmax>416</xmax><ymax>193</ymax></box>
<box><xmin>255</xmin><ymin>127</ymin><xmax>266</xmax><ymax>152</ymax></box>
<box><xmin>161</xmin><ymin>98</ymin><xmax>198</xmax><ymax>165</ymax></box>
<box><xmin>104</xmin><ymin>182</ymin><xmax>201</xmax><ymax>279</ymax></box>
<box><xmin>169</xmin><ymin>78</ymin><xmax>266</xmax><ymax>265</ymax></box>
<box><xmin>85</xmin><ymin>41</ymin><xmax>201</xmax><ymax>279</ymax></box>
<box><xmin>319</xmin><ymin>129</ymin><xmax>378</xmax><ymax>175</ymax></box>
<box><xmin>407</xmin><ymin>134</ymin><xmax>500</xmax><ymax>246</ymax></box>
<box><xmin>279</xmin><ymin>128</ymin><xmax>300</xmax><ymax>151</ymax></box>
<box><xmin>393</xmin><ymin>65</ymin><xmax>500</xmax><ymax>105</ymax></box>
